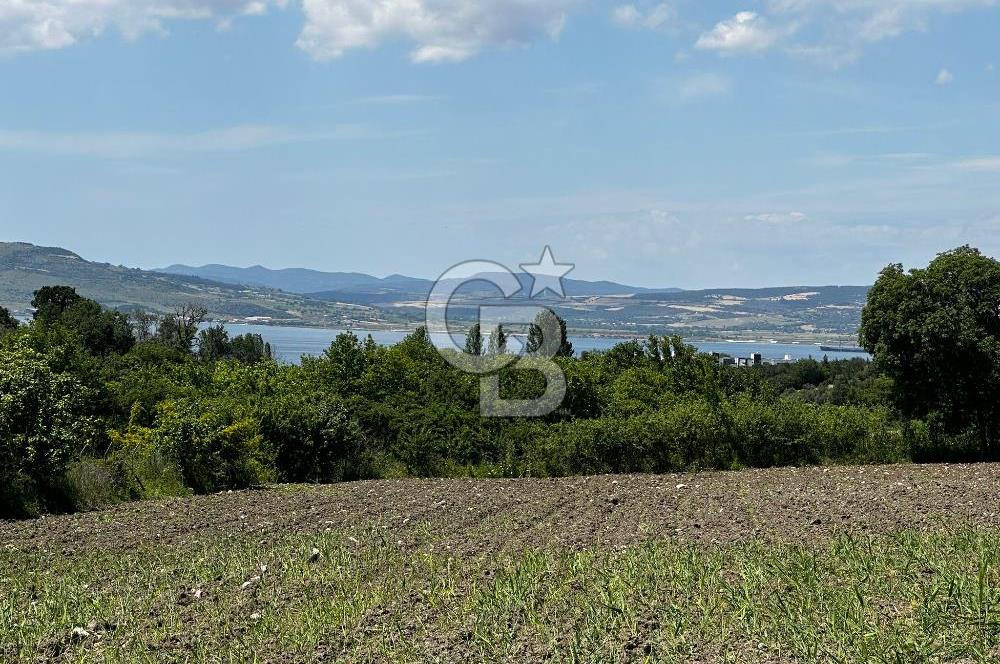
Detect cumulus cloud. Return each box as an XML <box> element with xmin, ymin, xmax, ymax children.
<box><xmin>696</xmin><ymin>11</ymin><xmax>784</xmax><ymax>54</ymax></box>
<box><xmin>689</xmin><ymin>1</ymin><xmax>997</xmax><ymax>65</ymax></box>
<box><xmin>611</xmin><ymin>3</ymin><xmax>674</xmax><ymax>30</ymax></box>
<box><xmin>935</xmin><ymin>68</ymin><xmax>954</xmax><ymax>85</ymax></box>
<box><xmin>296</xmin><ymin>0</ymin><xmax>579</xmax><ymax>63</ymax></box>
<box><xmin>0</xmin><ymin>0</ymin><xmax>287</xmax><ymax>55</ymax></box>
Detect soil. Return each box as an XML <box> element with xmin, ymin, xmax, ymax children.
<box><xmin>3</xmin><ymin>463</ymin><xmax>999</xmax><ymax>557</ymax></box>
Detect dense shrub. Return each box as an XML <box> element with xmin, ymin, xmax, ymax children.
<box><xmin>153</xmin><ymin>401</ymin><xmax>273</xmax><ymax>493</ymax></box>
<box><xmin>0</xmin><ymin>339</ymin><xmax>103</xmax><ymax>515</ymax></box>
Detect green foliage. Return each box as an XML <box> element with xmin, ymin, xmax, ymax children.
<box><xmin>261</xmin><ymin>393</ymin><xmax>367</xmax><ymax>483</ymax></box>
<box><xmin>487</xmin><ymin>324</ymin><xmax>507</xmax><ymax>355</ymax></box>
<box><xmin>57</xmin><ymin>298</ymin><xmax>135</xmax><ymax>356</ymax></box>
<box><xmin>465</xmin><ymin>323</ymin><xmax>483</xmax><ymax>356</ymax></box>
<box><xmin>0</xmin><ymin>306</ymin><xmax>18</xmax><ymax>334</ymax></box>
<box><xmin>152</xmin><ymin>400</ymin><xmax>273</xmax><ymax>494</ymax></box>
<box><xmin>861</xmin><ymin>246</ymin><xmax>1000</xmax><ymax>456</ymax></box>
<box><xmin>231</xmin><ymin>333</ymin><xmax>271</xmax><ymax>364</ymax></box>
<box><xmin>157</xmin><ymin>304</ymin><xmax>207</xmax><ymax>352</ymax></box>
<box><xmin>198</xmin><ymin>324</ymin><xmax>272</xmax><ymax>364</ymax></box>
<box><xmin>0</xmin><ymin>338</ymin><xmax>102</xmax><ymax>515</ymax></box>
<box><xmin>525</xmin><ymin>310</ymin><xmax>573</xmax><ymax>357</ymax></box>
<box><xmin>7</xmin><ymin>267</ymin><xmax>997</xmax><ymax>518</ymax></box>
<box><xmin>31</xmin><ymin>285</ymin><xmax>82</xmax><ymax>324</ymax></box>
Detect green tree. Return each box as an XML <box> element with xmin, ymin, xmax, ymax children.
<box><xmin>525</xmin><ymin>311</ymin><xmax>573</xmax><ymax>357</ymax></box>
<box><xmin>465</xmin><ymin>323</ymin><xmax>483</xmax><ymax>356</ymax></box>
<box><xmin>0</xmin><ymin>338</ymin><xmax>102</xmax><ymax>515</ymax></box>
<box><xmin>488</xmin><ymin>324</ymin><xmax>507</xmax><ymax>355</ymax></box>
<box><xmin>0</xmin><ymin>306</ymin><xmax>18</xmax><ymax>334</ymax></box>
<box><xmin>31</xmin><ymin>285</ymin><xmax>83</xmax><ymax>324</ymax></box>
<box><xmin>231</xmin><ymin>333</ymin><xmax>271</xmax><ymax>364</ymax></box>
<box><xmin>198</xmin><ymin>324</ymin><xmax>231</xmax><ymax>362</ymax></box>
<box><xmin>59</xmin><ymin>298</ymin><xmax>135</xmax><ymax>356</ymax></box>
<box><xmin>27</xmin><ymin>287</ymin><xmax>134</xmax><ymax>356</ymax></box>
<box><xmin>129</xmin><ymin>309</ymin><xmax>159</xmax><ymax>343</ymax></box>
<box><xmin>157</xmin><ymin>305</ymin><xmax>207</xmax><ymax>352</ymax></box>
<box><xmin>860</xmin><ymin>246</ymin><xmax>1000</xmax><ymax>455</ymax></box>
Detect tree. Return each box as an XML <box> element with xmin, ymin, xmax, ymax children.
<box><xmin>859</xmin><ymin>246</ymin><xmax>1000</xmax><ymax>455</ymax></box>
<box><xmin>31</xmin><ymin>286</ymin><xmax>82</xmax><ymax>324</ymax></box>
<box><xmin>465</xmin><ymin>323</ymin><xmax>483</xmax><ymax>356</ymax></box>
<box><xmin>59</xmin><ymin>299</ymin><xmax>135</xmax><ymax>356</ymax></box>
<box><xmin>129</xmin><ymin>309</ymin><xmax>159</xmax><ymax>343</ymax></box>
<box><xmin>27</xmin><ymin>287</ymin><xmax>134</xmax><ymax>356</ymax></box>
<box><xmin>231</xmin><ymin>334</ymin><xmax>271</xmax><ymax>364</ymax></box>
<box><xmin>0</xmin><ymin>306</ymin><xmax>18</xmax><ymax>334</ymax></box>
<box><xmin>157</xmin><ymin>305</ymin><xmax>208</xmax><ymax>352</ymax></box>
<box><xmin>525</xmin><ymin>311</ymin><xmax>573</xmax><ymax>357</ymax></box>
<box><xmin>0</xmin><ymin>338</ymin><xmax>101</xmax><ymax>514</ymax></box>
<box><xmin>198</xmin><ymin>324</ymin><xmax>231</xmax><ymax>362</ymax></box>
<box><xmin>488</xmin><ymin>324</ymin><xmax>507</xmax><ymax>355</ymax></box>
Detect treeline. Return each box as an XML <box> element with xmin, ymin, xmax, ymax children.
<box><xmin>2</xmin><ymin>245</ymin><xmax>999</xmax><ymax>517</ymax></box>
<box><xmin>0</xmin><ymin>289</ymin><xmax>900</xmax><ymax>518</ymax></box>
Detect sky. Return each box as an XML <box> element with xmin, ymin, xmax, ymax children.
<box><xmin>0</xmin><ymin>1</ymin><xmax>998</xmax><ymax>288</ymax></box>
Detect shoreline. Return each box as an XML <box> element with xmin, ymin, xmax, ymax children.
<box><xmin>213</xmin><ymin>319</ymin><xmax>862</xmax><ymax>348</ymax></box>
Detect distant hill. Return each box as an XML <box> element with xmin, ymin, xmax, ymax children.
<box><xmin>157</xmin><ymin>263</ymin><xmax>679</xmax><ymax>299</ymax></box>
<box><xmin>0</xmin><ymin>242</ymin><xmax>384</xmax><ymax>327</ymax></box>
<box><xmin>2</xmin><ymin>242</ymin><xmax>870</xmax><ymax>338</ymax></box>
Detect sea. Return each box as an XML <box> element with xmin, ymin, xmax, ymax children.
<box><xmin>209</xmin><ymin>323</ymin><xmax>871</xmax><ymax>365</ymax></box>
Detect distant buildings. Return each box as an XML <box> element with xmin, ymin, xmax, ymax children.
<box><xmin>713</xmin><ymin>351</ymin><xmax>768</xmax><ymax>367</ymax></box>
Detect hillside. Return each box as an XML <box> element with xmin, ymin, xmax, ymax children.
<box><xmin>2</xmin><ymin>242</ymin><xmax>869</xmax><ymax>338</ymax></box>
<box><xmin>0</xmin><ymin>242</ymin><xmax>386</xmax><ymax>327</ymax></box>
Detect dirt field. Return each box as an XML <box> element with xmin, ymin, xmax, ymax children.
<box><xmin>4</xmin><ymin>463</ymin><xmax>1000</xmax><ymax>663</ymax></box>
<box><xmin>4</xmin><ymin>463</ymin><xmax>999</xmax><ymax>557</ymax></box>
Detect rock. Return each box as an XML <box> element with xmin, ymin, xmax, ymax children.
<box><xmin>70</xmin><ymin>627</ymin><xmax>90</xmax><ymax>642</ymax></box>
<box><xmin>240</xmin><ymin>575</ymin><xmax>261</xmax><ymax>591</ymax></box>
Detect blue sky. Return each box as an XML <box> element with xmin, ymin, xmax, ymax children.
<box><xmin>0</xmin><ymin>0</ymin><xmax>998</xmax><ymax>288</ymax></box>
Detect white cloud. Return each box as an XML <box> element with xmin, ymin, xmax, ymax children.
<box><xmin>611</xmin><ymin>3</ymin><xmax>674</xmax><ymax>30</ymax></box>
<box><xmin>768</xmin><ymin>0</ymin><xmax>998</xmax><ymax>65</ymax></box>
<box><xmin>745</xmin><ymin>211</ymin><xmax>809</xmax><ymax>224</ymax></box>
<box><xmin>951</xmin><ymin>156</ymin><xmax>1000</xmax><ymax>172</ymax></box>
<box><xmin>611</xmin><ymin>4</ymin><xmax>641</xmax><ymax>27</ymax></box>
<box><xmin>935</xmin><ymin>68</ymin><xmax>954</xmax><ymax>85</ymax></box>
<box><xmin>674</xmin><ymin>72</ymin><xmax>732</xmax><ymax>101</ymax></box>
<box><xmin>296</xmin><ymin>0</ymin><xmax>578</xmax><ymax>63</ymax></box>
<box><xmin>695</xmin><ymin>11</ymin><xmax>784</xmax><ymax>54</ymax></box>
<box><xmin>0</xmin><ymin>1</ymin><xmax>287</xmax><ymax>55</ymax></box>
<box><xmin>0</xmin><ymin>124</ymin><xmax>392</xmax><ymax>158</ymax></box>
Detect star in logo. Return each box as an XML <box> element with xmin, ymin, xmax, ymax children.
<box><xmin>520</xmin><ymin>246</ymin><xmax>575</xmax><ymax>298</ymax></box>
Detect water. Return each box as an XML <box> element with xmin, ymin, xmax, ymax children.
<box><xmin>214</xmin><ymin>323</ymin><xmax>870</xmax><ymax>365</ymax></box>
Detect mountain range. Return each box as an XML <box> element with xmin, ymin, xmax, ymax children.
<box><xmin>0</xmin><ymin>242</ymin><xmax>385</xmax><ymax>327</ymax></box>
<box><xmin>158</xmin><ymin>263</ymin><xmax>679</xmax><ymax>299</ymax></box>
<box><xmin>2</xmin><ymin>242</ymin><xmax>868</xmax><ymax>339</ymax></box>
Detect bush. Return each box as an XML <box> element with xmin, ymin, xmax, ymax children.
<box><xmin>153</xmin><ymin>400</ymin><xmax>273</xmax><ymax>493</ymax></box>
<box><xmin>261</xmin><ymin>394</ymin><xmax>367</xmax><ymax>483</ymax></box>
<box><xmin>0</xmin><ymin>339</ymin><xmax>102</xmax><ymax>516</ymax></box>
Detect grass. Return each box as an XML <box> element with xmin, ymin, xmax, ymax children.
<box><xmin>3</xmin><ymin>527</ymin><xmax>1000</xmax><ymax>662</ymax></box>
